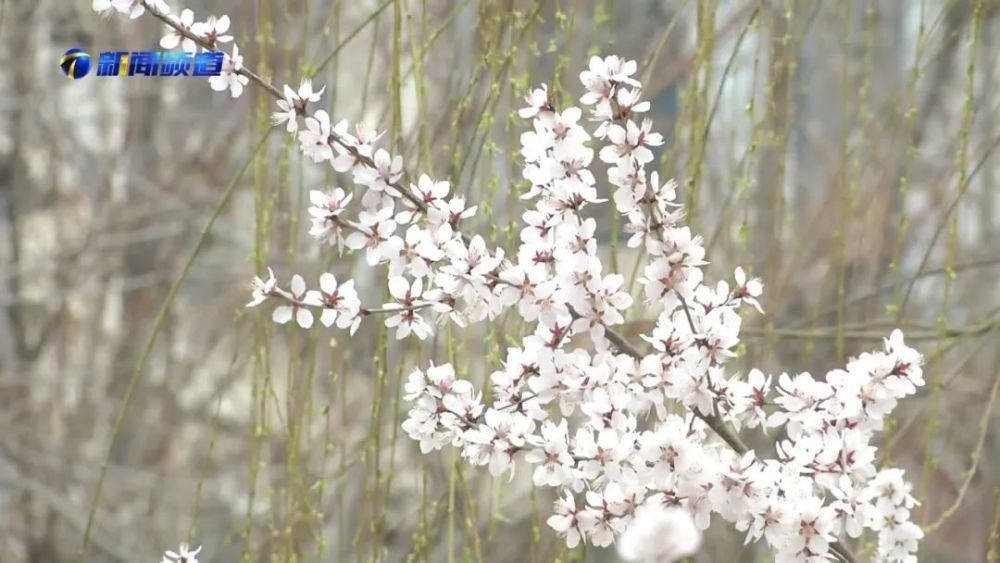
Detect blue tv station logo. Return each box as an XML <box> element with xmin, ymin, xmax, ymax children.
<box><xmin>61</xmin><ymin>48</ymin><xmax>224</xmax><ymax>79</ymax></box>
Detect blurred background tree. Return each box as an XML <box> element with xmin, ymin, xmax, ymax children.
<box><xmin>0</xmin><ymin>0</ymin><xmax>998</xmax><ymax>561</ymax></box>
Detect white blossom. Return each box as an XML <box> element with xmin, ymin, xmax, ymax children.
<box><xmin>193</xmin><ymin>14</ymin><xmax>232</xmax><ymax>45</ymax></box>
<box><xmin>246</xmin><ymin>267</ymin><xmax>276</xmax><ymax>308</ymax></box>
<box><xmin>383</xmin><ymin>276</ymin><xmax>431</xmax><ymax>340</ymax></box>
<box><xmin>162</xmin><ymin>543</ymin><xmax>201</xmax><ymax>563</ymax></box>
<box><xmin>317</xmin><ymin>273</ymin><xmax>361</xmax><ymax>333</ymax></box>
<box><xmin>271</xmin><ymin>274</ymin><xmax>320</xmax><ymax>329</ymax></box>
<box><xmin>272</xmin><ymin>80</ymin><xmax>326</xmax><ymax>134</ymax></box>
<box><xmin>354</xmin><ymin>148</ymin><xmax>403</xmax><ymax>193</ymax></box>
<box><xmin>160</xmin><ymin>9</ymin><xmax>198</xmax><ymax>52</ymax></box>
<box><xmin>208</xmin><ymin>44</ymin><xmax>249</xmax><ymax>98</ymax></box>
<box><xmin>307</xmin><ymin>187</ymin><xmax>353</xmax><ymax>251</ymax></box>
<box><xmin>518</xmin><ymin>83</ymin><xmax>551</xmax><ymax>118</ymax></box>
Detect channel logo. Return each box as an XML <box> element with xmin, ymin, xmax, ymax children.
<box><xmin>61</xmin><ymin>48</ymin><xmax>92</xmax><ymax>79</ymax></box>
<box><xmin>59</xmin><ymin>48</ymin><xmax>224</xmax><ymax>79</ymax></box>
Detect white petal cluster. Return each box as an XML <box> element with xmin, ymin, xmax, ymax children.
<box><xmin>399</xmin><ymin>56</ymin><xmax>926</xmax><ymax>562</ymax></box>
<box><xmin>207</xmin><ymin>44</ymin><xmax>248</xmax><ymax>98</ymax></box>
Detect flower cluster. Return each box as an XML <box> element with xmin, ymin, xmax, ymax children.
<box><xmin>397</xmin><ymin>58</ymin><xmax>926</xmax><ymax>563</ymax></box>
<box><xmin>95</xmin><ymin>3</ymin><xmax>927</xmax><ymax>561</ymax></box>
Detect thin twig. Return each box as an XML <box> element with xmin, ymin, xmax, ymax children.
<box><xmin>922</xmin><ymin>364</ymin><xmax>1000</xmax><ymax>534</ymax></box>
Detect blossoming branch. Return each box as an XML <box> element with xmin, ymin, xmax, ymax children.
<box><xmin>94</xmin><ymin>2</ymin><xmax>927</xmax><ymax>562</ymax></box>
